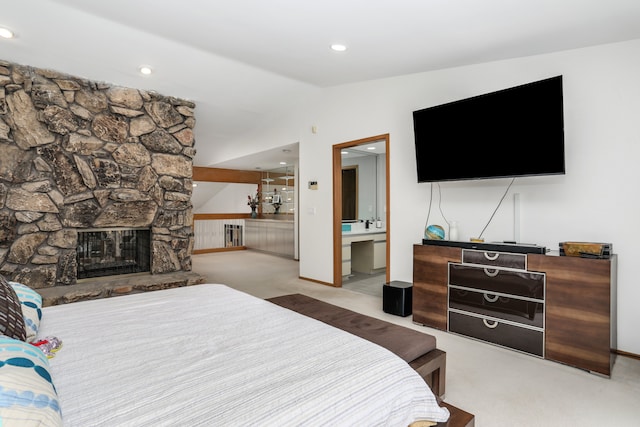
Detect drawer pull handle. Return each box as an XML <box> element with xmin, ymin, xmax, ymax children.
<box><xmin>484</xmin><ymin>252</ymin><xmax>500</xmax><ymax>261</ymax></box>
<box><xmin>483</xmin><ymin>293</ymin><xmax>499</xmax><ymax>303</ymax></box>
<box><xmin>483</xmin><ymin>319</ymin><xmax>499</xmax><ymax>329</ymax></box>
<box><xmin>483</xmin><ymin>268</ymin><xmax>499</xmax><ymax>277</ymax></box>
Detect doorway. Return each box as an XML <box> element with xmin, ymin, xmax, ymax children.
<box><xmin>332</xmin><ymin>134</ymin><xmax>390</xmax><ymax>287</ymax></box>
<box><xmin>342</xmin><ymin>166</ymin><xmax>358</xmax><ymax>220</ymax></box>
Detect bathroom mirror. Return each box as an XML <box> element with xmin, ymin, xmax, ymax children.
<box><xmin>341</xmin><ymin>140</ymin><xmax>386</xmax><ymax>221</ymax></box>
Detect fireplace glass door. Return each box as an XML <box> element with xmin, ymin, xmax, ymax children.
<box><xmin>77</xmin><ymin>228</ymin><xmax>151</xmax><ymax>279</ymax></box>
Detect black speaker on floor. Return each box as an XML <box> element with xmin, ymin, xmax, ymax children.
<box><xmin>383</xmin><ymin>281</ymin><xmax>412</xmax><ymax>317</ymax></box>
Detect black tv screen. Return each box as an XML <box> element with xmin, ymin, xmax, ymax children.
<box><xmin>413</xmin><ymin>76</ymin><xmax>565</xmax><ymax>182</ymax></box>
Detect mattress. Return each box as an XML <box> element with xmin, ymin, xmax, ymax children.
<box><xmin>38</xmin><ymin>284</ymin><xmax>450</xmax><ymax>426</ymax></box>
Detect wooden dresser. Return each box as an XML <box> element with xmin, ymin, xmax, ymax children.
<box><xmin>413</xmin><ymin>243</ymin><xmax>617</xmax><ymax>376</ymax></box>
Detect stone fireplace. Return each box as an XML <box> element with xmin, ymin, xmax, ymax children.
<box><xmin>0</xmin><ymin>59</ymin><xmax>197</xmax><ymax>290</ymax></box>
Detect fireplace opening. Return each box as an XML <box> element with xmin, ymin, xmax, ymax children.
<box><xmin>77</xmin><ymin>228</ymin><xmax>151</xmax><ymax>279</ymax></box>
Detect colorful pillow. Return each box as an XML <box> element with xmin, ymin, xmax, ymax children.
<box><xmin>0</xmin><ymin>275</ymin><xmax>26</xmax><ymax>342</ymax></box>
<box><xmin>0</xmin><ymin>337</ymin><xmax>62</xmax><ymax>426</ymax></box>
<box><xmin>8</xmin><ymin>282</ymin><xmax>43</xmax><ymax>343</ymax></box>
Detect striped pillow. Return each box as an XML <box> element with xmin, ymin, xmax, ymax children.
<box><xmin>0</xmin><ymin>275</ymin><xmax>26</xmax><ymax>342</ymax></box>
<box><xmin>9</xmin><ymin>282</ymin><xmax>43</xmax><ymax>343</ymax></box>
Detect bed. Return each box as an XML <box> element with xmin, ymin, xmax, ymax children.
<box><xmin>267</xmin><ymin>293</ymin><xmax>447</xmax><ymax>397</ymax></box>
<box><xmin>25</xmin><ymin>284</ymin><xmax>451</xmax><ymax>426</ymax></box>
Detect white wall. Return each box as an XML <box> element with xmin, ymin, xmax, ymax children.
<box><xmin>376</xmin><ymin>153</ymin><xmax>386</xmax><ymax>227</ymax></box>
<box><xmin>193</xmin><ymin>182</ymin><xmax>258</xmax><ymax>214</ymax></box>
<box><xmin>231</xmin><ymin>39</ymin><xmax>640</xmax><ymax>355</ymax></box>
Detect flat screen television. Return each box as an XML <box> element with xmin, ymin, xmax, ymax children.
<box><xmin>413</xmin><ymin>76</ymin><xmax>565</xmax><ymax>182</ymax></box>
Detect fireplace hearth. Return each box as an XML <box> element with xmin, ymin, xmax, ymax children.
<box><xmin>77</xmin><ymin>229</ymin><xmax>151</xmax><ymax>279</ymax></box>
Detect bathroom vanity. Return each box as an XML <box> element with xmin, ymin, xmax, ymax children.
<box><xmin>342</xmin><ymin>224</ymin><xmax>386</xmax><ymax>276</ymax></box>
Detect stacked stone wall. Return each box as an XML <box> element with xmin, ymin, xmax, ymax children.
<box><xmin>0</xmin><ymin>59</ymin><xmax>196</xmax><ymax>288</ymax></box>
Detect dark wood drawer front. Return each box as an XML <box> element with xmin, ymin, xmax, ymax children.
<box><xmin>449</xmin><ymin>288</ymin><xmax>544</xmax><ymax>328</ymax></box>
<box><xmin>449</xmin><ymin>264</ymin><xmax>544</xmax><ymax>299</ymax></box>
<box><xmin>449</xmin><ymin>311</ymin><xmax>544</xmax><ymax>357</ymax></box>
<box><xmin>462</xmin><ymin>249</ymin><xmax>526</xmax><ymax>269</ymax></box>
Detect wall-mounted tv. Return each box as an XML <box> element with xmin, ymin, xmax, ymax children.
<box><xmin>413</xmin><ymin>76</ymin><xmax>565</xmax><ymax>183</ymax></box>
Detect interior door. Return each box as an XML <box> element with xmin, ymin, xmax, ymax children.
<box><xmin>342</xmin><ymin>166</ymin><xmax>357</xmax><ymax>220</ymax></box>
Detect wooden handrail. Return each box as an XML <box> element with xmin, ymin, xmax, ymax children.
<box><xmin>194</xmin><ymin>213</ymin><xmax>252</xmax><ymax>220</ymax></box>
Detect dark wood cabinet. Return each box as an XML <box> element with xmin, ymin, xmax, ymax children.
<box><xmin>413</xmin><ymin>245</ymin><xmax>461</xmax><ymax>330</ymax></box>
<box><xmin>413</xmin><ymin>243</ymin><xmax>617</xmax><ymax>377</ymax></box>
<box><xmin>528</xmin><ymin>254</ymin><xmax>616</xmax><ymax>376</ymax></box>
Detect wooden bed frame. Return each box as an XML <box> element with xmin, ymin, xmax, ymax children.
<box><xmin>267</xmin><ymin>294</ymin><xmax>474</xmax><ymax>427</ymax></box>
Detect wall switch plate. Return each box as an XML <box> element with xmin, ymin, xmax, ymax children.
<box><xmin>308</xmin><ymin>181</ymin><xmax>318</xmax><ymax>190</ymax></box>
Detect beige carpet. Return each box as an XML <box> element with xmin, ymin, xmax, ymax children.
<box><xmin>193</xmin><ymin>250</ymin><xmax>640</xmax><ymax>427</ymax></box>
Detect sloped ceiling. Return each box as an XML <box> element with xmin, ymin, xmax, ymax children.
<box><xmin>3</xmin><ymin>1</ymin><xmax>640</xmax><ymax>169</ymax></box>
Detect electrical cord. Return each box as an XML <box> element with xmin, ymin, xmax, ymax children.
<box><xmin>423</xmin><ymin>183</ymin><xmax>433</xmax><ymax>232</ymax></box>
<box><xmin>436</xmin><ymin>183</ymin><xmax>451</xmax><ymax>228</ymax></box>
<box><xmin>477</xmin><ymin>177</ymin><xmax>516</xmax><ymax>240</ymax></box>
<box><xmin>424</xmin><ymin>183</ymin><xmax>453</xmax><ymax>237</ymax></box>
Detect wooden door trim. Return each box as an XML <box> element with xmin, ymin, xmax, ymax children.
<box><xmin>332</xmin><ymin>134</ymin><xmax>390</xmax><ymax>287</ymax></box>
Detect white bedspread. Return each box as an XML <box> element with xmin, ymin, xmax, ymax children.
<box><xmin>39</xmin><ymin>284</ymin><xmax>450</xmax><ymax>426</ymax></box>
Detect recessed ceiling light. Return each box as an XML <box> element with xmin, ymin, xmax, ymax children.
<box><xmin>330</xmin><ymin>44</ymin><xmax>347</xmax><ymax>52</ymax></box>
<box><xmin>139</xmin><ymin>65</ymin><xmax>153</xmax><ymax>75</ymax></box>
<box><xmin>0</xmin><ymin>27</ymin><xmax>15</xmax><ymax>39</ymax></box>
<box><xmin>279</xmin><ymin>161</ymin><xmax>287</xmax><ymax>165</ymax></box>
<box><xmin>367</xmin><ymin>147</ymin><xmax>376</xmax><ymax>150</ymax></box>
<box><xmin>341</xmin><ymin>151</ymin><xmax>349</xmax><ymax>155</ymax></box>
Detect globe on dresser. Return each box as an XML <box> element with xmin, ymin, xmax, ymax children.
<box><xmin>425</xmin><ymin>224</ymin><xmax>445</xmax><ymax>240</ymax></box>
